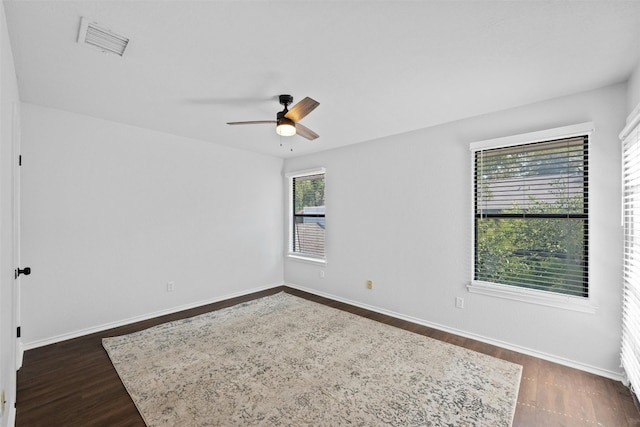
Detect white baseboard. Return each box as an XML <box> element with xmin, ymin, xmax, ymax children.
<box><xmin>22</xmin><ymin>282</ymin><xmax>284</xmax><ymax>350</ymax></box>
<box><xmin>285</xmin><ymin>282</ymin><xmax>625</xmax><ymax>383</ymax></box>
<box><xmin>21</xmin><ymin>280</ymin><xmax>625</xmax><ymax>383</ymax></box>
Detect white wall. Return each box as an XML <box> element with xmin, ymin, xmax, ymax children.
<box><xmin>284</xmin><ymin>83</ymin><xmax>626</xmax><ymax>378</ymax></box>
<box><xmin>20</xmin><ymin>104</ymin><xmax>284</xmax><ymax>346</ymax></box>
<box><xmin>0</xmin><ymin>2</ymin><xmax>19</xmax><ymax>425</ymax></box>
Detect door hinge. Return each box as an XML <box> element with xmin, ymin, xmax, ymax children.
<box><xmin>17</xmin><ymin>326</ymin><xmax>20</xmax><ymax>338</ymax></box>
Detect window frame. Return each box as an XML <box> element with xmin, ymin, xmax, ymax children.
<box><xmin>468</xmin><ymin>123</ymin><xmax>597</xmax><ymax>313</ymax></box>
<box><xmin>286</xmin><ymin>167</ymin><xmax>326</xmax><ymax>264</ymax></box>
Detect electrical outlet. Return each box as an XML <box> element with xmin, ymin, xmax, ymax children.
<box><xmin>320</xmin><ymin>270</ymin><xmax>325</xmax><ymax>278</ymax></box>
<box><xmin>167</xmin><ymin>281</ymin><xmax>175</xmax><ymax>292</ymax></box>
<box><xmin>367</xmin><ymin>280</ymin><xmax>373</xmax><ymax>289</ymax></box>
<box><xmin>455</xmin><ymin>297</ymin><xmax>464</xmax><ymax>309</ymax></box>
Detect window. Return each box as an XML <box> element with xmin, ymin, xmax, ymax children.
<box><xmin>288</xmin><ymin>169</ymin><xmax>325</xmax><ymax>261</ymax></box>
<box><xmin>470</xmin><ymin>124</ymin><xmax>591</xmax><ymax>302</ymax></box>
<box><xmin>621</xmin><ymin>109</ymin><xmax>640</xmax><ymax>400</ymax></box>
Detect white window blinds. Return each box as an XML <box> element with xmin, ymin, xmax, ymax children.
<box><xmin>621</xmin><ymin>113</ymin><xmax>640</xmax><ymax>398</ymax></box>
<box><xmin>473</xmin><ymin>136</ymin><xmax>589</xmax><ymax>297</ymax></box>
<box><xmin>291</xmin><ymin>172</ymin><xmax>325</xmax><ymax>259</ymax></box>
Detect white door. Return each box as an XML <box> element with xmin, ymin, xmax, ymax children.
<box><xmin>12</xmin><ymin>102</ymin><xmax>24</xmax><ymax>369</ymax></box>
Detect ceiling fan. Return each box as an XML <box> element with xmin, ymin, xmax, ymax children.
<box><xmin>227</xmin><ymin>94</ymin><xmax>320</xmax><ymax>140</ymax></box>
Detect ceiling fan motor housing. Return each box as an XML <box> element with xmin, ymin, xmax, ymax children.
<box><xmin>279</xmin><ymin>94</ymin><xmax>294</xmax><ymax>108</ymax></box>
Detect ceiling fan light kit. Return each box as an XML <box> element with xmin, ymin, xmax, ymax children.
<box><xmin>276</xmin><ymin>117</ymin><xmax>296</xmax><ymax>136</ymax></box>
<box><xmin>227</xmin><ymin>94</ymin><xmax>320</xmax><ymax>140</ymax></box>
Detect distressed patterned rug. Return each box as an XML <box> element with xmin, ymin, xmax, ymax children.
<box><xmin>103</xmin><ymin>292</ymin><xmax>522</xmax><ymax>426</ymax></box>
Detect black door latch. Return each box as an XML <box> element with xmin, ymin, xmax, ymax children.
<box><xmin>15</xmin><ymin>267</ymin><xmax>31</xmax><ymax>279</ymax></box>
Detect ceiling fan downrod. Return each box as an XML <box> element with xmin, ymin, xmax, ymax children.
<box><xmin>279</xmin><ymin>94</ymin><xmax>294</xmax><ymax>111</ymax></box>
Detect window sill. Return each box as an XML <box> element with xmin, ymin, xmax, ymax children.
<box><xmin>287</xmin><ymin>253</ymin><xmax>327</xmax><ymax>266</ymax></box>
<box><xmin>467</xmin><ymin>280</ymin><xmax>598</xmax><ymax>313</ymax></box>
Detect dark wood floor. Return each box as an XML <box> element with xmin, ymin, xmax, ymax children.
<box><xmin>16</xmin><ymin>286</ymin><xmax>640</xmax><ymax>426</ymax></box>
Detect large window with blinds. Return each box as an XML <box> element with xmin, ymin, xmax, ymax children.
<box><xmin>472</xmin><ymin>132</ymin><xmax>589</xmax><ymax>298</ymax></box>
<box><xmin>621</xmin><ymin>111</ymin><xmax>640</xmax><ymax>401</ymax></box>
<box><xmin>288</xmin><ymin>169</ymin><xmax>326</xmax><ymax>260</ymax></box>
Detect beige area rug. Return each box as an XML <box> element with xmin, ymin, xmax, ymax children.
<box><xmin>103</xmin><ymin>292</ymin><xmax>522</xmax><ymax>426</ymax></box>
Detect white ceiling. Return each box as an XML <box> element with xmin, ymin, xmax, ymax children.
<box><xmin>4</xmin><ymin>1</ymin><xmax>640</xmax><ymax>158</ymax></box>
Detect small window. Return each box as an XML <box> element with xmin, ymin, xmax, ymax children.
<box><xmin>472</xmin><ymin>130</ymin><xmax>589</xmax><ymax>298</ymax></box>
<box><xmin>288</xmin><ymin>169</ymin><xmax>325</xmax><ymax>261</ymax></box>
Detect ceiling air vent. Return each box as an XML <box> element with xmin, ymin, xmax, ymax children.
<box><xmin>77</xmin><ymin>17</ymin><xmax>129</xmax><ymax>56</ymax></box>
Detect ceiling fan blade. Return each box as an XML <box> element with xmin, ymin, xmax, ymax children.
<box><xmin>188</xmin><ymin>95</ymin><xmax>278</xmax><ymax>106</ymax></box>
<box><xmin>295</xmin><ymin>123</ymin><xmax>319</xmax><ymax>140</ymax></box>
<box><xmin>227</xmin><ymin>120</ymin><xmax>276</xmax><ymax>125</ymax></box>
<box><xmin>285</xmin><ymin>97</ymin><xmax>320</xmax><ymax>122</ymax></box>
